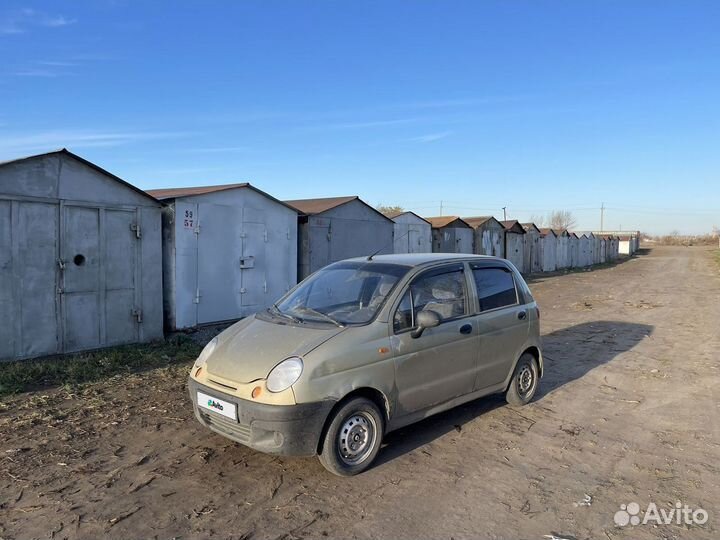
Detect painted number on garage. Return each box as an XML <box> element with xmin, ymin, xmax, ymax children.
<box><xmin>183</xmin><ymin>209</ymin><xmax>195</xmax><ymax>229</ymax></box>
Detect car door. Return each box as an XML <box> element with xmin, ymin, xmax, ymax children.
<box><xmin>389</xmin><ymin>263</ymin><xmax>479</xmax><ymax>415</ymax></box>
<box><xmin>470</xmin><ymin>264</ymin><xmax>529</xmax><ymax>391</ymax></box>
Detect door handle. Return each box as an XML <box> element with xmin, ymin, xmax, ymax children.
<box><xmin>517</xmin><ymin>310</ymin><xmax>527</xmax><ymax>320</ymax></box>
<box><xmin>459</xmin><ymin>324</ymin><xmax>472</xmax><ymax>334</ymax></box>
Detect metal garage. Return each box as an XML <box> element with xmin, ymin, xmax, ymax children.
<box><xmin>593</xmin><ymin>230</ymin><xmax>638</xmax><ymax>255</ymax></box>
<box><xmin>286</xmin><ymin>196</ymin><xmax>394</xmax><ymax>280</ymax></box>
<box><xmin>388</xmin><ymin>211</ymin><xmax>432</xmax><ymax>254</ymax></box>
<box><xmin>568</xmin><ymin>232</ymin><xmax>580</xmax><ymax>268</ymax></box>
<box><xmin>608</xmin><ymin>236</ymin><xmax>617</xmax><ymax>261</ymax></box>
<box><xmin>521</xmin><ymin>223</ymin><xmax>542</xmax><ymax>274</ymax></box>
<box><xmin>426</xmin><ymin>216</ymin><xmax>474</xmax><ymax>254</ymax></box>
<box><xmin>0</xmin><ymin>149</ymin><xmax>163</xmax><ymax>361</ymax></box>
<box><xmin>148</xmin><ymin>183</ymin><xmax>298</xmax><ymax>330</ymax></box>
<box><xmin>578</xmin><ymin>234</ymin><xmax>592</xmax><ymax>267</ymax></box>
<box><xmin>554</xmin><ymin>229</ymin><xmax>571</xmax><ymax>269</ymax></box>
<box><xmin>539</xmin><ymin>228</ymin><xmax>558</xmax><ymax>272</ymax></box>
<box><xmin>500</xmin><ymin>220</ymin><xmax>526</xmax><ymax>272</ymax></box>
<box><xmin>592</xmin><ymin>233</ymin><xmax>602</xmax><ymax>264</ymax></box>
<box><xmin>464</xmin><ymin>216</ymin><xmax>505</xmax><ymax>258</ymax></box>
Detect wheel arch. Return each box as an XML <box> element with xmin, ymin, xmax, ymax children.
<box><xmin>316</xmin><ymin>386</ymin><xmax>390</xmax><ymax>455</ymax></box>
<box><xmin>523</xmin><ymin>346</ymin><xmax>543</xmax><ymax>377</ymax></box>
<box><xmin>504</xmin><ymin>346</ymin><xmax>543</xmax><ymax>392</ymax></box>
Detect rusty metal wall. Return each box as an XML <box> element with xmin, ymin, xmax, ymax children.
<box><xmin>474</xmin><ymin>222</ymin><xmax>505</xmax><ymax>258</ymax></box>
<box><xmin>298</xmin><ymin>198</ymin><xmax>393</xmax><ymax>280</ymax></box>
<box><xmin>392</xmin><ymin>213</ymin><xmax>432</xmax><ymax>254</ymax></box>
<box><xmin>432</xmin><ymin>226</ymin><xmax>474</xmax><ymax>253</ymax></box>
<box><xmin>504</xmin><ymin>232</ymin><xmax>524</xmax><ymax>271</ymax></box>
<box><xmin>523</xmin><ymin>230</ymin><xmax>541</xmax><ymax>273</ymax></box>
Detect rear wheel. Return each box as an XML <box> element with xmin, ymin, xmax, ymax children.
<box><xmin>318</xmin><ymin>397</ymin><xmax>384</xmax><ymax>476</ymax></box>
<box><xmin>506</xmin><ymin>353</ymin><xmax>539</xmax><ymax>406</ymax></box>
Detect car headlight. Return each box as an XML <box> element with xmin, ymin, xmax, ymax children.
<box><xmin>194</xmin><ymin>337</ymin><xmax>218</xmax><ymax>368</ymax></box>
<box><xmin>266</xmin><ymin>357</ymin><xmax>303</xmax><ymax>393</ymax></box>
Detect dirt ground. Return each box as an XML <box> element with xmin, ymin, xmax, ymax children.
<box><xmin>1</xmin><ymin>245</ymin><xmax>718</xmax><ymax>540</ymax></box>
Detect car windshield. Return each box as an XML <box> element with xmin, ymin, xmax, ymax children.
<box><xmin>275</xmin><ymin>261</ymin><xmax>410</xmax><ymax>325</ymax></box>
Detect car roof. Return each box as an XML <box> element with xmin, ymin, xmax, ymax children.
<box><xmin>343</xmin><ymin>252</ymin><xmax>504</xmax><ymax>267</ymax></box>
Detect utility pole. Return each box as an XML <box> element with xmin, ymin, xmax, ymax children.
<box><xmin>440</xmin><ymin>200</ymin><xmax>443</xmax><ymax>216</ymax></box>
<box><xmin>502</xmin><ymin>206</ymin><xmax>507</xmax><ymax>221</ymax></box>
<box><xmin>600</xmin><ymin>202</ymin><xmax>605</xmax><ymax>232</ymax></box>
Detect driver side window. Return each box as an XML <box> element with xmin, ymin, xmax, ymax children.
<box><xmin>393</xmin><ymin>269</ymin><xmax>467</xmax><ymax>333</ymax></box>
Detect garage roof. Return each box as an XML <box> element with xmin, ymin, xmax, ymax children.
<box><xmin>284</xmin><ymin>195</ymin><xmax>392</xmax><ymax>221</ymax></box>
<box><xmin>425</xmin><ymin>216</ymin><xmax>472</xmax><ymax>229</ymax></box>
<box><xmin>146</xmin><ymin>182</ymin><xmax>296</xmax><ymax>211</ymax></box>
<box><xmin>386</xmin><ymin>210</ymin><xmax>431</xmax><ymax>224</ymax></box>
<box><xmin>283</xmin><ymin>195</ymin><xmax>358</xmax><ymax>214</ymax></box>
<box><xmin>0</xmin><ymin>148</ymin><xmax>160</xmax><ymax>204</ymax></box>
<box><xmin>500</xmin><ymin>220</ymin><xmax>526</xmax><ymax>234</ymax></box>
<box><xmin>463</xmin><ymin>216</ymin><xmax>502</xmax><ymax>229</ymax></box>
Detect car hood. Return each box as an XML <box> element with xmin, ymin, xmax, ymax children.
<box><xmin>205</xmin><ymin>315</ymin><xmax>345</xmax><ymax>384</ymax></box>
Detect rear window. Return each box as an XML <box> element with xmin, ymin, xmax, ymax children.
<box><xmin>472</xmin><ymin>267</ymin><xmax>518</xmax><ymax>311</ymax></box>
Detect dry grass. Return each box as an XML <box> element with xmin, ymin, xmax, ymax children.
<box><xmin>648</xmin><ymin>233</ymin><xmax>719</xmax><ymax>246</ymax></box>
<box><xmin>0</xmin><ymin>337</ymin><xmax>201</xmax><ymax>398</ymax></box>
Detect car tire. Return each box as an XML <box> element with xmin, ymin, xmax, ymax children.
<box><xmin>318</xmin><ymin>397</ymin><xmax>384</xmax><ymax>476</ymax></box>
<box><xmin>505</xmin><ymin>353</ymin><xmax>539</xmax><ymax>406</ymax></box>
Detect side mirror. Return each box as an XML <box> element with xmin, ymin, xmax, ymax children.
<box><xmin>411</xmin><ymin>310</ymin><xmax>441</xmax><ymax>339</ymax></box>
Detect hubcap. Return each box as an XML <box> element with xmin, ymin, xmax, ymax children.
<box><xmin>338</xmin><ymin>412</ymin><xmax>376</xmax><ymax>465</ymax></box>
<box><xmin>518</xmin><ymin>364</ymin><xmax>535</xmax><ymax>395</ymax></box>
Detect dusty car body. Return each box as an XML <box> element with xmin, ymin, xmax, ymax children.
<box><xmin>188</xmin><ymin>253</ymin><xmax>542</xmax><ymax>475</ymax></box>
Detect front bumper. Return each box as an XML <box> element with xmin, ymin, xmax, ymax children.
<box><xmin>188</xmin><ymin>377</ymin><xmax>336</xmax><ymax>457</ymax></box>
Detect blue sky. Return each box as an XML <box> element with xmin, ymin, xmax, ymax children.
<box><xmin>1</xmin><ymin>1</ymin><xmax>718</xmax><ymax>234</ymax></box>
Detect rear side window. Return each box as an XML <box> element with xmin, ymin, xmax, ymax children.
<box><xmin>472</xmin><ymin>268</ymin><xmax>518</xmax><ymax>311</ymax></box>
<box><xmin>393</xmin><ymin>268</ymin><xmax>467</xmax><ymax>332</ymax></box>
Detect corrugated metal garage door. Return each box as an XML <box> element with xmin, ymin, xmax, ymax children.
<box><xmin>0</xmin><ymin>200</ymin><xmax>144</xmax><ymax>360</ymax></box>
<box><xmin>60</xmin><ymin>205</ymin><xmax>141</xmax><ymax>352</ymax></box>
<box><xmin>196</xmin><ymin>203</ymin><xmax>242</xmax><ymax>324</ymax></box>
<box><xmin>0</xmin><ymin>200</ymin><xmax>60</xmax><ymax>359</ymax></box>
<box><xmin>183</xmin><ymin>203</ymin><xmax>274</xmax><ymax>326</ymax></box>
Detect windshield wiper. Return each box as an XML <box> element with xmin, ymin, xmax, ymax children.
<box><xmin>294</xmin><ymin>306</ymin><xmax>345</xmax><ymax>327</ymax></box>
<box><xmin>269</xmin><ymin>303</ymin><xmax>302</xmax><ymax>324</ymax></box>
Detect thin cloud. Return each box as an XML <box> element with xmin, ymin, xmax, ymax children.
<box><xmin>11</xmin><ymin>60</ymin><xmax>79</xmax><ymax>77</ymax></box>
<box><xmin>0</xmin><ymin>22</ymin><xmax>22</xmax><ymax>35</ymax></box>
<box><xmin>189</xmin><ymin>146</ymin><xmax>251</xmax><ymax>153</ymax></box>
<box><xmin>35</xmin><ymin>60</ymin><xmax>78</xmax><ymax>67</ymax></box>
<box><xmin>0</xmin><ymin>130</ymin><xmax>193</xmax><ymax>156</ymax></box>
<box><xmin>14</xmin><ymin>69</ymin><xmax>62</xmax><ymax>77</ymax></box>
<box><xmin>43</xmin><ymin>15</ymin><xmax>76</xmax><ymax>28</ymax></box>
<box><xmin>406</xmin><ymin>131</ymin><xmax>453</xmax><ymax>143</ymax></box>
<box><xmin>150</xmin><ymin>166</ymin><xmax>226</xmax><ymax>176</ymax></box>
<box><xmin>310</xmin><ymin>118</ymin><xmax>421</xmax><ymax>131</ymax></box>
<box><xmin>398</xmin><ymin>95</ymin><xmax>530</xmax><ymax>110</ymax></box>
<box><xmin>0</xmin><ymin>8</ymin><xmax>77</xmax><ymax>35</ymax></box>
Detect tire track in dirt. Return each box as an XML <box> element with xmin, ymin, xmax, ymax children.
<box><xmin>1</xmin><ymin>246</ymin><xmax>718</xmax><ymax>540</ymax></box>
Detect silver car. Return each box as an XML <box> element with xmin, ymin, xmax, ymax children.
<box><xmin>189</xmin><ymin>254</ymin><xmax>542</xmax><ymax>475</ymax></box>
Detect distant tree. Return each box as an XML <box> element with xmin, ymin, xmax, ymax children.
<box><xmin>548</xmin><ymin>210</ymin><xmax>577</xmax><ymax>231</ymax></box>
<box><xmin>529</xmin><ymin>214</ymin><xmax>545</xmax><ymax>227</ymax></box>
<box><xmin>376</xmin><ymin>204</ymin><xmax>405</xmax><ymax>216</ymax></box>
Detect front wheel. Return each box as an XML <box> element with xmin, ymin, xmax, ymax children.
<box><xmin>506</xmin><ymin>353</ymin><xmax>539</xmax><ymax>406</ymax></box>
<box><xmin>318</xmin><ymin>397</ymin><xmax>384</xmax><ymax>476</ymax></box>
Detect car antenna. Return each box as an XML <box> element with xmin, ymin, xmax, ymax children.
<box><xmin>367</xmin><ymin>230</ymin><xmax>408</xmax><ymax>260</ymax></box>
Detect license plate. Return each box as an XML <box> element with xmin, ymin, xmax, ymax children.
<box><xmin>197</xmin><ymin>391</ymin><xmax>237</xmax><ymax>421</ymax></box>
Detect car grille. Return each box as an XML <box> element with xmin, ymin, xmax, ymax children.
<box><xmin>199</xmin><ymin>410</ymin><xmax>252</xmax><ymax>443</ymax></box>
